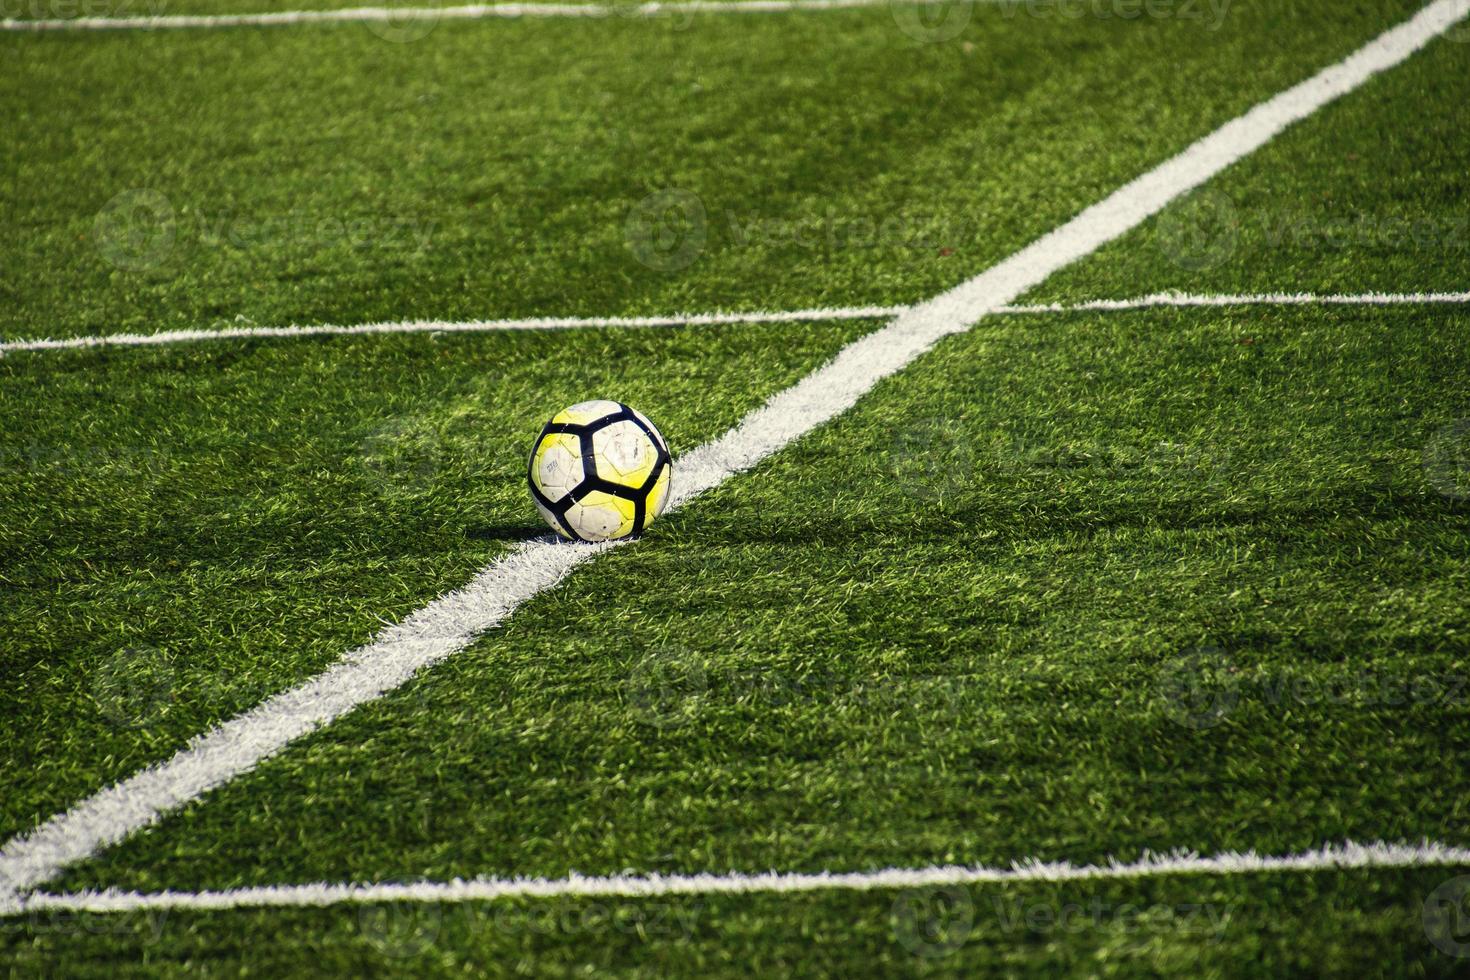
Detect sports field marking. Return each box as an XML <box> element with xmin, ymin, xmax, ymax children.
<box><xmin>4</xmin><ymin>292</ymin><xmax>1465</xmax><ymax>356</ymax></box>
<box><xmin>10</xmin><ymin>840</ymin><xmax>1470</xmax><ymax>914</ymax></box>
<box><xmin>0</xmin><ymin>0</ymin><xmax>984</xmax><ymax>32</ymax></box>
<box><xmin>1002</xmin><ymin>289</ymin><xmax>1470</xmax><ymax>314</ymax></box>
<box><xmin>2</xmin><ymin>0</ymin><xmax>1465</xmax><ymax>911</ymax></box>
<box><xmin>0</xmin><ymin>306</ymin><xmax>904</xmax><ymax>355</ymax></box>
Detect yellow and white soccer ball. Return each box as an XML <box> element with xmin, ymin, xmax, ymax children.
<box><xmin>527</xmin><ymin>400</ymin><xmax>672</xmax><ymax>542</ymax></box>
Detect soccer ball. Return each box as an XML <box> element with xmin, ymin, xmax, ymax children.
<box><xmin>528</xmin><ymin>400</ymin><xmax>673</xmax><ymax>542</ymax></box>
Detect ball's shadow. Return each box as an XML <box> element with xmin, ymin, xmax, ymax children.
<box><xmin>464</xmin><ymin>523</ymin><xmax>549</xmax><ymax>542</ymax></box>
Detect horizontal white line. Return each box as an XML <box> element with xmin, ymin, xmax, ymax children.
<box><xmin>8</xmin><ymin>840</ymin><xmax>1469</xmax><ymax>914</ymax></box>
<box><xmin>0</xmin><ymin>0</ymin><xmax>971</xmax><ymax>31</ymax></box>
<box><xmin>4</xmin><ymin>292</ymin><xmax>1466</xmax><ymax>356</ymax></box>
<box><xmin>1002</xmin><ymin>289</ymin><xmax>1470</xmax><ymax>314</ymax></box>
<box><xmin>0</xmin><ymin>306</ymin><xmax>904</xmax><ymax>355</ymax></box>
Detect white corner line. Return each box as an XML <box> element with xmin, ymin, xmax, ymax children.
<box><xmin>1</xmin><ymin>0</ymin><xmax>982</xmax><ymax>32</ymax></box>
<box><xmin>1000</xmin><ymin>289</ymin><xmax>1470</xmax><ymax>314</ymax></box>
<box><xmin>0</xmin><ymin>306</ymin><xmax>905</xmax><ymax>355</ymax></box>
<box><xmin>3</xmin><ymin>0</ymin><xmax>1467</xmax><ymax>906</ymax></box>
<box><xmin>6</xmin><ymin>291</ymin><xmax>1469</xmax><ymax>356</ymax></box>
<box><xmin>8</xmin><ymin>840</ymin><xmax>1470</xmax><ymax>915</ymax></box>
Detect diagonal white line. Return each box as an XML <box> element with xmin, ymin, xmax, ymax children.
<box><xmin>2</xmin><ymin>0</ymin><xmax>1466</xmax><ymax>911</ymax></box>
<box><xmin>1001</xmin><ymin>289</ymin><xmax>1470</xmax><ymax>314</ymax></box>
<box><xmin>11</xmin><ymin>840</ymin><xmax>1470</xmax><ymax>913</ymax></box>
<box><xmin>0</xmin><ymin>0</ymin><xmax>991</xmax><ymax>32</ymax></box>
<box><xmin>0</xmin><ymin>306</ymin><xmax>904</xmax><ymax>355</ymax></box>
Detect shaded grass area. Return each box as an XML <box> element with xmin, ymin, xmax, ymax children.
<box><xmin>0</xmin><ymin>317</ymin><xmax>875</xmax><ymax>841</ymax></box>
<box><xmin>0</xmin><ymin>0</ymin><xmax>1422</xmax><ymax>337</ymax></box>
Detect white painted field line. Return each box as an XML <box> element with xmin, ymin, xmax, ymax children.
<box><xmin>0</xmin><ymin>306</ymin><xmax>904</xmax><ymax>356</ymax></box>
<box><xmin>0</xmin><ymin>0</ymin><xmax>979</xmax><ymax>32</ymax></box>
<box><xmin>13</xmin><ymin>840</ymin><xmax>1470</xmax><ymax>914</ymax></box>
<box><xmin>8</xmin><ymin>292</ymin><xmax>1468</xmax><ymax>357</ymax></box>
<box><xmin>2</xmin><ymin>0</ymin><xmax>1466</xmax><ymax>912</ymax></box>
<box><xmin>1001</xmin><ymin>289</ymin><xmax>1470</xmax><ymax>314</ymax></box>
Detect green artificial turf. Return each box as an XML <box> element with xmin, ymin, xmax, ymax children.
<box><xmin>0</xmin><ymin>0</ymin><xmax>816</xmax><ymax>17</ymax></box>
<box><xmin>0</xmin><ymin>0</ymin><xmax>1424</xmax><ymax>337</ymax></box>
<box><xmin>44</xmin><ymin>299</ymin><xmax>1470</xmax><ymax>881</ymax></box>
<box><xmin>1031</xmin><ymin>13</ymin><xmax>1470</xmax><ymax>302</ymax></box>
<box><xmin>6</xmin><ymin>870</ymin><xmax>1469</xmax><ymax>977</ymax></box>
<box><xmin>3</xmin><ymin>0</ymin><xmax>1470</xmax><ymax>976</ymax></box>
<box><xmin>0</xmin><ymin>318</ymin><xmax>877</xmax><ymax>840</ymax></box>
